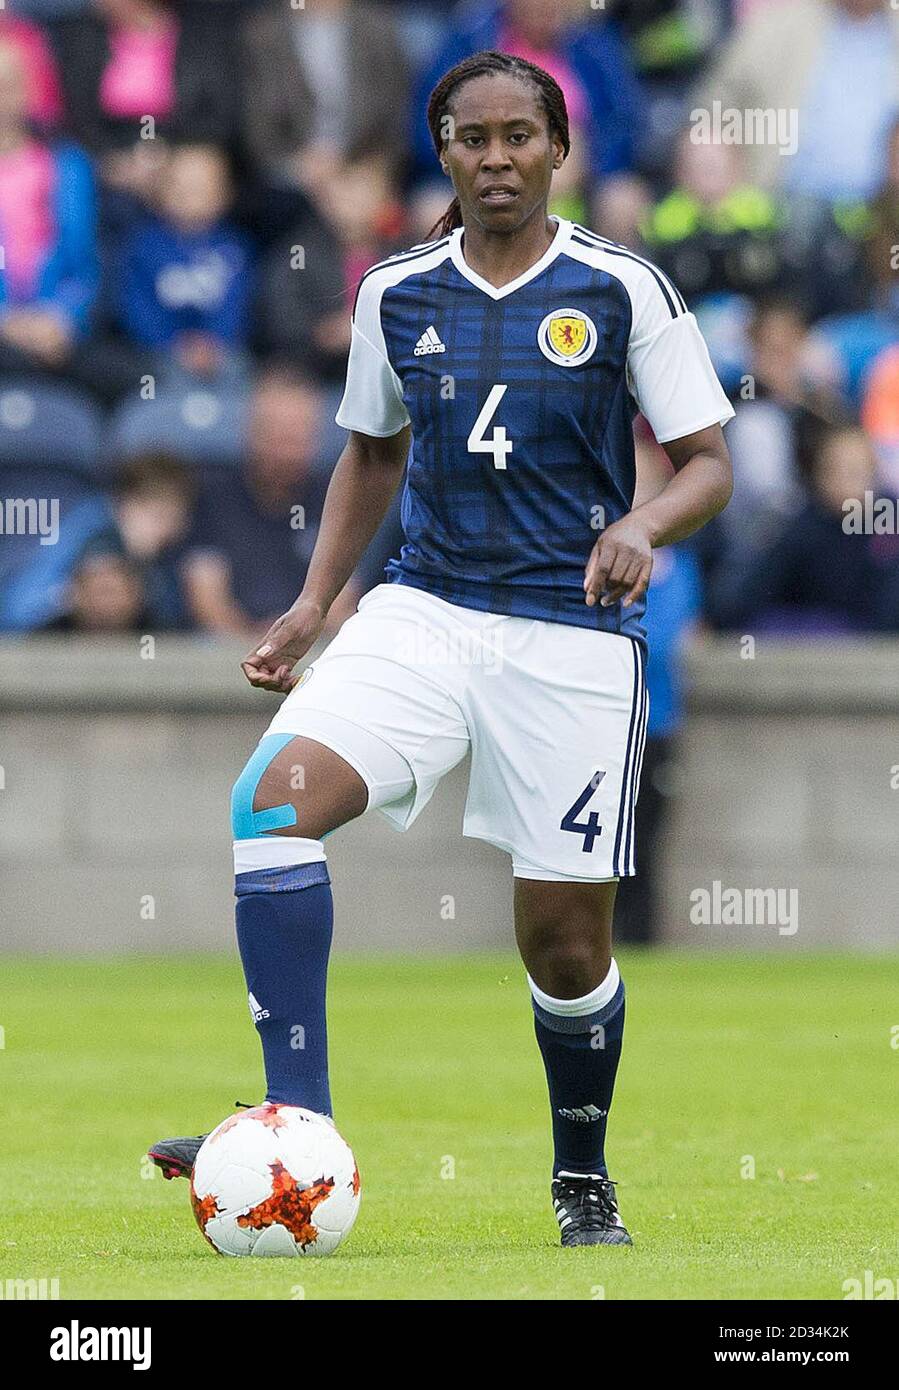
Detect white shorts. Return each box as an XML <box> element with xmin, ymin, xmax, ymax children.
<box><xmin>265</xmin><ymin>584</ymin><xmax>648</xmax><ymax>881</ymax></box>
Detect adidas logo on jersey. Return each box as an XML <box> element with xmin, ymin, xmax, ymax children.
<box><xmin>414</xmin><ymin>326</ymin><xmax>446</xmax><ymax>356</ymax></box>
<box><xmin>248</xmin><ymin>991</ymin><xmax>270</xmax><ymax>1022</ymax></box>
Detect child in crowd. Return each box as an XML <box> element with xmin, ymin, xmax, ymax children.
<box><xmin>118</xmin><ymin>142</ymin><xmax>254</xmax><ymax>376</ymax></box>
<box><xmin>111</xmin><ymin>452</ymin><xmax>197</xmax><ymax>628</ymax></box>
<box><xmin>44</xmin><ymin>549</ymin><xmax>148</xmax><ymax>634</ymax></box>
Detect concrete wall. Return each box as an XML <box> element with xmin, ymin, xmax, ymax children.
<box><xmin>1</xmin><ymin>635</ymin><xmax>896</xmax><ymax>952</ymax></box>
<box><xmin>663</xmin><ymin>637</ymin><xmax>899</xmax><ymax>950</ymax></box>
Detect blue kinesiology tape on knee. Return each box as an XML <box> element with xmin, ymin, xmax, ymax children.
<box><xmin>231</xmin><ymin>733</ymin><xmax>298</xmax><ymax>840</ymax></box>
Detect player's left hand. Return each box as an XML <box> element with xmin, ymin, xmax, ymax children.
<box><xmin>584</xmin><ymin>515</ymin><xmax>653</xmax><ymax>609</ymax></box>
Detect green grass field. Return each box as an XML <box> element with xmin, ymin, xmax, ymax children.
<box><xmin>2</xmin><ymin>951</ymin><xmax>896</xmax><ymax>1301</ymax></box>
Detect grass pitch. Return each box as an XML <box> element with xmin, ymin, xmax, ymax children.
<box><xmin>2</xmin><ymin>951</ymin><xmax>896</xmax><ymax>1301</ymax></box>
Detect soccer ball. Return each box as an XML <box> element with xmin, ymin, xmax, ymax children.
<box><xmin>190</xmin><ymin>1103</ymin><xmax>360</xmax><ymax>1257</ymax></box>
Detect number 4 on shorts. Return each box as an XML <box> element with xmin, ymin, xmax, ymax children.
<box><xmin>560</xmin><ymin>771</ymin><xmax>606</xmax><ymax>853</ymax></box>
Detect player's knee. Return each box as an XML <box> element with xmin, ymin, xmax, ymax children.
<box><xmin>525</xmin><ymin>914</ymin><xmax>610</xmax><ymax>998</ymax></box>
<box><xmin>231</xmin><ymin>734</ymin><xmax>299</xmax><ymax>841</ymax></box>
<box><xmin>231</xmin><ymin>733</ymin><xmax>367</xmax><ymax>842</ymax></box>
<box><xmin>542</xmin><ymin>942</ymin><xmax>607</xmax><ymax>999</ymax></box>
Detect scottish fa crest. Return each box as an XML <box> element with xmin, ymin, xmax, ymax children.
<box><xmin>537</xmin><ymin>307</ymin><xmax>597</xmax><ymax>367</ymax></box>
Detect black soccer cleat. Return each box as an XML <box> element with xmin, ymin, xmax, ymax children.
<box><xmin>149</xmin><ymin>1101</ymin><xmax>260</xmax><ymax>1179</ymax></box>
<box><xmin>552</xmin><ymin>1172</ymin><xmax>633</xmax><ymax>1246</ymax></box>
<box><xmin>148</xmin><ymin>1133</ymin><xmax>208</xmax><ymax>1181</ymax></box>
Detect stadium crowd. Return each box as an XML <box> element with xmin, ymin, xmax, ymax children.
<box><xmin>0</xmin><ymin>0</ymin><xmax>897</xmax><ymax>650</ymax></box>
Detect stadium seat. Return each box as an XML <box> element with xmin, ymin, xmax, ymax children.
<box><xmin>0</xmin><ymin>378</ymin><xmax>103</xmax><ymax>478</ymax></box>
<box><xmin>107</xmin><ymin>381</ymin><xmax>251</xmax><ymax>468</ymax></box>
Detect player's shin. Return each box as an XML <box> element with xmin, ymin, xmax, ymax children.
<box><xmin>233</xmin><ymin>836</ymin><xmax>333</xmax><ymax>1115</ymax></box>
<box><xmin>529</xmin><ymin>961</ymin><xmax>625</xmax><ymax>1178</ymax></box>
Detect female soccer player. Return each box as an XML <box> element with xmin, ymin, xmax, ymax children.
<box><xmin>151</xmin><ymin>51</ymin><xmax>733</xmax><ymax>1246</ymax></box>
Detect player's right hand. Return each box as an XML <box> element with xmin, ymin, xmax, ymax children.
<box><xmin>240</xmin><ymin>595</ymin><xmax>326</xmax><ymax>693</ymax></box>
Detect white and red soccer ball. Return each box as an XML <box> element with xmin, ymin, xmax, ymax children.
<box><xmin>190</xmin><ymin>1104</ymin><xmax>360</xmax><ymax>1257</ymax></box>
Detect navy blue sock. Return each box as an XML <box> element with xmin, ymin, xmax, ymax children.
<box><xmin>234</xmin><ymin>859</ymin><xmax>333</xmax><ymax>1114</ymax></box>
<box><xmin>532</xmin><ymin>977</ymin><xmax>626</xmax><ymax>1179</ymax></box>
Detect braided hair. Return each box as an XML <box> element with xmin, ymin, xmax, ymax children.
<box><xmin>426</xmin><ymin>50</ymin><xmax>570</xmax><ymax>240</ymax></box>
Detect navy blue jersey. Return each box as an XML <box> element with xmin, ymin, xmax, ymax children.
<box><xmin>336</xmin><ymin>217</ymin><xmax>732</xmax><ymax>642</ymax></box>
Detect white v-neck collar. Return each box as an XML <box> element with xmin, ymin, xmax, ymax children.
<box><xmin>449</xmin><ymin>215</ymin><xmax>572</xmax><ymax>300</ymax></box>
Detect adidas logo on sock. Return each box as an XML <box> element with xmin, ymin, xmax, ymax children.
<box><xmin>414</xmin><ymin>325</ymin><xmax>446</xmax><ymax>356</ymax></box>
<box><xmin>248</xmin><ymin>991</ymin><xmax>270</xmax><ymax>1022</ymax></box>
<box><xmin>558</xmin><ymin>1104</ymin><xmax>607</xmax><ymax>1123</ymax></box>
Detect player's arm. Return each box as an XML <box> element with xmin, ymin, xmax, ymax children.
<box><xmin>243</xmin><ymin>264</ymin><xmax>411</xmax><ymax>692</ymax></box>
<box><xmin>584</xmin><ymin>423</ymin><xmax>732</xmax><ymax>609</ymax></box>
<box><xmin>585</xmin><ymin>264</ymin><xmax>735</xmax><ymax>611</ymax></box>
<box><xmin>241</xmin><ymin>425</ymin><xmax>411</xmax><ymax>691</ymax></box>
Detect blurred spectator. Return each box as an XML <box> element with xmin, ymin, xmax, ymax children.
<box><xmin>611</xmin><ymin>0</ymin><xmax>728</xmax><ymax>78</ymax></box>
<box><xmin>253</xmin><ymin>198</ymin><xmax>358</xmax><ymax>383</ymax></box>
<box><xmin>0</xmin><ymin>472</ymin><xmax>111</xmax><ymax>633</ymax></box>
<box><xmin>42</xmin><ymin>547</ymin><xmax>149</xmax><ymax>631</ymax></box>
<box><xmin>181</xmin><ymin>366</ymin><xmax>358</xmax><ymax>637</ymax></box>
<box><xmin>642</xmin><ymin>129</ymin><xmax>784</xmax><ymax>302</ymax></box>
<box><xmin>376</xmin><ymin>0</ymin><xmax>453</xmax><ymax>71</ymax></box>
<box><xmin>811</xmin><ymin>166</ymin><xmax>899</xmax><ymax>409</ymax></box>
<box><xmin>0</xmin><ymin>38</ymin><xmax>98</xmax><ymax>375</ymax></box>
<box><xmin>241</xmin><ymin>0</ymin><xmax>408</xmax><ymax>194</ymax></box>
<box><xmin>111</xmin><ymin>451</ymin><xmax>196</xmax><ymax>627</ymax></box>
<box><xmin>723</xmin><ymin>297</ymin><xmax>847</xmax><ymax>546</ymax></box>
<box><xmin>641</xmin><ymin>123</ymin><xmax>866</xmax><ymax>322</ymax></box>
<box><xmin>50</xmin><ymin>0</ymin><xmax>240</xmax><ymax>197</ymax></box>
<box><xmin>710</xmin><ymin>424</ymin><xmax>899</xmax><ymax>635</ymax></box>
<box><xmin>411</xmin><ymin>0</ymin><xmax>643</xmax><ymax>186</ymax></box>
<box><xmin>862</xmin><ymin>347</ymin><xmax>899</xmax><ymax>492</ymax></box>
<box><xmin>0</xmin><ymin>444</ymin><xmax>196</xmax><ymax>633</ymax></box>
<box><xmin>256</xmin><ymin>150</ymin><xmax>407</xmax><ymax>381</ymax></box>
<box><xmin>608</xmin><ymin>0</ymin><xmax>731</xmax><ymax>175</ymax></box>
<box><xmin>696</xmin><ymin>0</ymin><xmax>899</xmax><ymax>201</ymax></box>
<box><xmin>592</xmin><ymin>173</ymin><xmax>653</xmax><ymax>251</ymax></box>
<box><xmin>407</xmin><ymin>179</ymin><xmax>458</xmax><ymax>246</ymax></box>
<box><xmin>320</xmin><ymin>148</ymin><xmax>409</xmax><ymax>282</ymax></box>
<box><xmin>119</xmin><ymin>142</ymin><xmax>254</xmax><ymax>372</ymax></box>
<box><xmin>0</xmin><ymin>13</ymin><xmax>64</xmax><ymax>128</ymax></box>
<box><xmin>547</xmin><ymin>108</ymin><xmax>590</xmax><ymax>226</ymax></box>
<box><xmin>870</xmin><ymin>113</ymin><xmax>899</xmax><ymax>236</ymax></box>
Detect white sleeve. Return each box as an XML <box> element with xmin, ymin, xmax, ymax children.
<box><xmin>626</xmin><ymin>272</ymin><xmax>734</xmax><ymax>444</ymax></box>
<box><xmin>335</xmin><ymin>274</ymin><xmax>410</xmax><ymax>437</ymax></box>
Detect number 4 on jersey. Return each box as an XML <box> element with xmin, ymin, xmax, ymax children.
<box><xmin>468</xmin><ymin>384</ymin><xmax>512</xmax><ymax>470</ymax></box>
<box><xmin>561</xmin><ymin>771</ymin><xmax>607</xmax><ymax>853</ymax></box>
